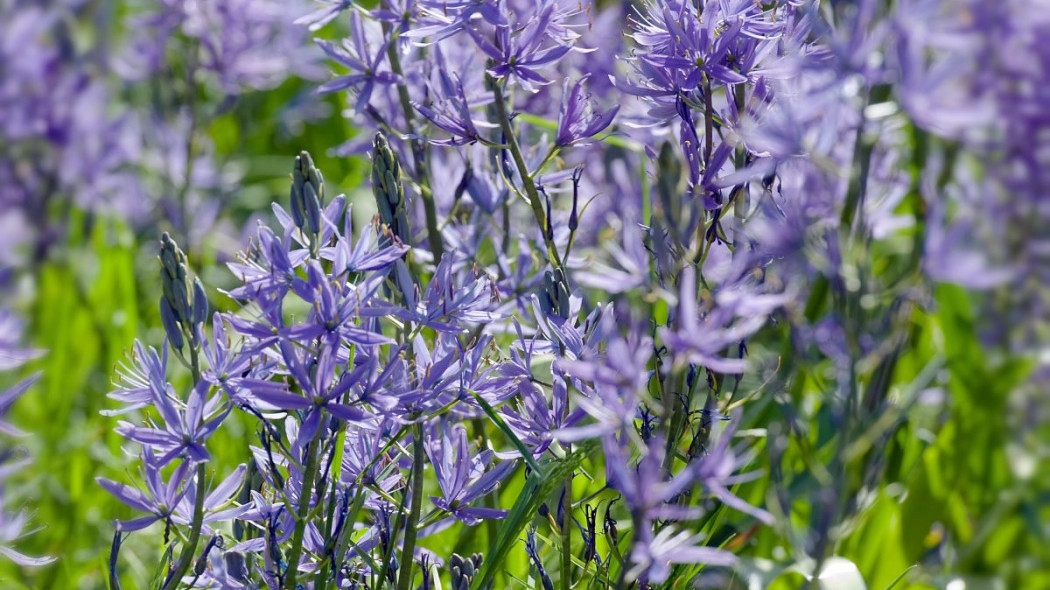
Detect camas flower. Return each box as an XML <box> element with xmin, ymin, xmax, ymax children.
<box><xmin>316</xmin><ymin>12</ymin><xmax>400</xmax><ymax>113</ymax></box>
<box><xmin>115</xmin><ymin>381</ymin><xmax>230</xmax><ymax>466</ymax></box>
<box><xmin>413</xmin><ymin>57</ymin><xmax>494</xmax><ymax>146</ymax></box>
<box><xmin>98</xmin><ymin>454</ymin><xmax>247</xmax><ymax>533</ymax></box>
<box><xmin>629</xmin><ymin>526</ymin><xmax>736</xmax><ymax>584</ymax></box>
<box><xmin>659</xmin><ymin>267</ymin><xmax>781</xmax><ymax>374</ymax></box>
<box><xmin>0</xmin><ymin>496</ymin><xmax>55</xmax><ymax>567</ymax></box>
<box><xmin>408</xmin><ymin>0</ymin><xmax>509</xmax><ymax>43</ymax></box>
<box><xmin>426</xmin><ymin>423</ymin><xmax>515</xmax><ymax>525</ymax></box>
<box><xmin>105</xmin><ymin>341</ymin><xmax>169</xmax><ymax>416</ymax></box>
<box><xmin>469</xmin><ymin>6</ymin><xmax>574</xmax><ymax>91</ymax></box>
<box><xmin>555</xmin><ymin>76</ymin><xmax>619</xmax><ymax>148</ymax></box>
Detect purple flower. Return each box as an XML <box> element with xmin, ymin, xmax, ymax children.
<box><xmin>658</xmin><ymin>267</ymin><xmax>781</xmax><ymax>374</ymax></box>
<box><xmin>426</xmin><ymin>423</ymin><xmax>515</xmax><ymax>525</ymax></box>
<box><xmin>629</xmin><ymin>527</ymin><xmax>736</xmax><ymax>584</ymax></box>
<box><xmin>321</xmin><ymin>205</ymin><xmax>410</xmax><ymax>273</ymax></box>
<box><xmin>0</xmin><ymin>496</ymin><xmax>55</xmax><ymax>567</ymax></box>
<box><xmin>501</xmin><ymin>375</ymin><xmax>584</xmax><ymax>456</ymax></box>
<box><xmin>690</xmin><ymin>420</ymin><xmax>773</xmax><ymax>525</ymax></box>
<box><xmin>105</xmin><ymin>341</ymin><xmax>169</xmax><ymax>416</ymax></box>
<box><xmin>405</xmin><ymin>257</ymin><xmax>501</xmax><ymax>332</ymax></box>
<box><xmin>240</xmin><ymin>338</ymin><xmax>375</xmax><ymax>442</ymax></box>
<box><xmin>280</xmin><ymin>261</ymin><xmax>393</xmax><ymax>347</ymax></box>
<box><xmin>469</xmin><ymin>4</ymin><xmax>574</xmax><ymax>91</ymax></box>
<box><xmin>116</xmin><ymin>381</ymin><xmax>230</xmax><ymax>466</ymax></box>
<box><xmin>408</xmin><ymin>0</ymin><xmax>509</xmax><ymax>43</ymax></box>
<box><xmin>340</xmin><ymin>418</ymin><xmax>402</xmax><ymax>493</ymax></box>
<box><xmin>0</xmin><ymin>297</ymin><xmax>51</xmax><ymax>567</ymax></box>
<box><xmin>98</xmin><ymin>456</ymin><xmax>247</xmax><ymax>533</ymax></box>
<box><xmin>413</xmin><ymin>59</ymin><xmax>494</xmax><ymax>146</ymax></box>
<box><xmin>555</xmin><ymin>76</ymin><xmax>619</xmax><ymax>148</ymax></box>
<box><xmin>295</xmin><ymin>0</ymin><xmax>354</xmax><ymax>31</ymax></box>
<box><xmin>316</xmin><ymin>12</ymin><xmax>400</xmax><ymax>113</ymax></box>
<box><xmin>603</xmin><ymin>435</ymin><xmax>704</xmax><ymax>524</ymax></box>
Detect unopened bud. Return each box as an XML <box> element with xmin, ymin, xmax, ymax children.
<box><xmin>569</xmin><ymin>166</ymin><xmax>582</xmax><ymax>231</ymax></box>
<box><xmin>542</xmin><ymin>269</ymin><xmax>571</xmax><ymax>320</ymax></box>
<box><xmin>157</xmin><ymin>232</ymin><xmax>206</xmax><ymax>354</ymax></box>
<box><xmin>541</xmin><ymin>187</ymin><xmax>554</xmax><ymax>241</ymax></box>
<box><xmin>191</xmin><ymin>278</ymin><xmax>208</xmax><ymax>326</ymax></box>
<box><xmin>291</xmin><ymin>150</ymin><xmax>324</xmax><ymax>234</ymax></box>
<box><xmin>371</xmin><ymin>133</ymin><xmax>410</xmax><ymax>242</ymax></box>
<box><xmin>160</xmin><ymin>298</ymin><xmax>183</xmax><ymax>352</ymax></box>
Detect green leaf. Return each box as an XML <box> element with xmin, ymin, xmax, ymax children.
<box><xmin>880</xmin><ymin>565</ymin><xmax>915</xmax><ymax>590</ymax></box>
<box><xmin>470</xmin><ymin>390</ymin><xmax>543</xmax><ymax>476</ymax></box>
<box><xmin>468</xmin><ymin>442</ymin><xmax>595</xmax><ymax>590</ymax></box>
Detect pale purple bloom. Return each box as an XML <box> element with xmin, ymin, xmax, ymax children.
<box><xmin>315</xmin><ymin>12</ymin><xmax>400</xmax><ymax>112</ymax></box>
<box><xmin>408</xmin><ymin>0</ymin><xmax>510</xmax><ymax>43</ymax></box>
<box><xmin>116</xmin><ymin>381</ymin><xmax>230</xmax><ymax>466</ymax></box>
<box><xmin>105</xmin><ymin>341</ymin><xmax>169</xmax><ymax>416</ymax></box>
<box><xmin>555</xmin><ymin>76</ymin><xmax>618</xmax><ymax>147</ymax></box>
<box><xmin>501</xmin><ymin>376</ymin><xmax>584</xmax><ymax>455</ymax></box>
<box><xmin>405</xmin><ymin>257</ymin><xmax>501</xmax><ymax>332</ymax></box>
<box><xmin>98</xmin><ymin>457</ymin><xmax>247</xmax><ymax>533</ymax></box>
<box><xmin>659</xmin><ymin>267</ymin><xmax>777</xmax><ymax>374</ymax></box>
<box><xmin>425</xmin><ymin>424</ymin><xmax>515</xmax><ymax>525</ymax></box>
<box><xmin>295</xmin><ymin>0</ymin><xmax>354</xmax><ymax>31</ymax></box>
<box><xmin>0</xmin><ymin>497</ymin><xmax>55</xmax><ymax>567</ymax></box>
<box><xmin>413</xmin><ymin>64</ymin><xmax>493</xmax><ymax>146</ymax></box>
<box><xmin>320</xmin><ymin>205</ymin><xmax>410</xmax><ymax>273</ymax></box>
<box><xmin>629</xmin><ymin>527</ymin><xmax>736</xmax><ymax>584</ymax></box>
<box><xmin>470</xmin><ymin>6</ymin><xmax>574</xmax><ymax>91</ymax></box>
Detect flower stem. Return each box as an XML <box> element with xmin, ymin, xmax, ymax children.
<box><xmin>382</xmin><ymin>21</ymin><xmax>444</xmax><ymax>263</ymax></box>
<box><xmin>488</xmin><ymin>75</ymin><xmax>565</xmax><ymax>271</ymax></box>
<box><xmin>561</xmin><ymin>469</ymin><xmax>573</xmax><ymax>590</ymax></box>
<box><xmin>161</xmin><ymin>463</ymin><xmax>206</xmax><ymax>590</ymax></box>
<box><xmin>162</xmin><ymin>345</ymin><xmax>205</xmax><ymax>590</ymax></box>
<box><xmin>395</xmin><ymin>422</ymin><xmax>426</xmax><ymax>590</ymax></box>
<box><xmin>284</xmin><ymin>428</ymin><xmax>323</xmax><ymax>589</ymax></box>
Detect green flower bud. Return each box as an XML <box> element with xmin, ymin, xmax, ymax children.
<box><xmin>371</xmin><ymin>133</ymin><xmax>409</xmax><ymax>241</ymax></box>
<box><xmin>157</xmin><ymin>232</ymin><xmax>207</xmax><ymax>355</ymax></box>
<box><xmin>290</xmin><ymin>150</ymin><xmax>324</xmax><ymax>235</ymax></box>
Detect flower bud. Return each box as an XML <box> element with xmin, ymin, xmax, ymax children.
<box><xmin>569</xmin><ymin>166</ymin><xmax>583</xmax><ymax>231</ymax></box>
<box><xmin>290</xmin><ymin>181</ymin><xmax>305</xmax><ymax>230</ymax></box>
<box><xmin>603</xmin><ymin>501</ymin><xmax>619</xmax><ymax>546</ymax></box>
<box><xmin>541</xmin><ymin>186</ymin><xmax>554</xmax><ymax>241</ymax></box>
<box><xmin>160</xmin><ymin>298</ymin><xmax>183</xmax><ymax>352</ymax></box>
<box><xmin>191</xmin><ymin>278</ymin><xmax>208</xmax><ymax>327</ymax></box>
<box><xmin>157</xmin><ymin>232</ymin><xmax>206</xmax><ymax>354</ymax></box>
<box><xmin>542</xmin><ymin>269</ymin><xmax>571</xmax><ymax>320</ymax></box>
<box><xmin>291</xmin><ymin>150</ymin><xmax>324</xmax><ymax>235</ymax></box>
<box><xmin>371</xmin><ymin>133</ymin><xmax>411</xmax><ymax>243</ymax></box>
<box><xmin>656</xmin><ymin>141</ymin><xmax>681</xmax><ymax>222</ymax></box>
<box><xmin>223</xmin><ymin>551</ymin><xmax>247</xmax><ymax>581</ymax></box>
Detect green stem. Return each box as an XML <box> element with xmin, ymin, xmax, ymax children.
<box><xmin>161</xmin><ymin>463</ymin><xmax>206</xmax><ymax>590</ymax></box>
<box><xmin>472</xmin><ymin>417</ymin><xmax>498</xmax><ymax>546</ymax></box>
<box><xmin>383</xmin><ymin>22</ymin><xmax>444</xmax><ymax>263</ymax></box>
<box><xmin>284</xmin><ymin>429</ymin><xmax>323</xmax><ymax>589</ymax></box>
<box><xmin>162</xmin><ymin>345</ymin><xmax>204</xmax><ymax>590</ymax></box>
<box><xmin>395</xmin><ymin>423</ymin><xmax>426</xmax><ymax>590</ymax></box>
<box><xmin>561</xmin><ymin>469</ymin><xmax>573</xmax><ymax>590</ymax></box>
<box><xmin>488</xmin><ymin>75</ymin><xmax>565</xmax><ymax>271</ymax></box>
